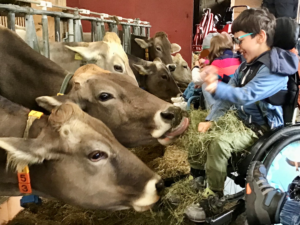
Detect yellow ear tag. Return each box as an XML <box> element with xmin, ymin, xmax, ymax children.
<box><xmin>75</xmin><ymin>53</ymin><xmax>83</xmax><ymax>61</ymax></box>
<box><xmin>139</xmin><ymin>71</ymin><xmax>146</xmax><ymax>75</ymax></box>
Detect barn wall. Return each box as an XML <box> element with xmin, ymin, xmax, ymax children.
<box><xmin>67</xmin><ymin>0</ymin><xmax>194</xmax><ymax>65</ymax></box>
<box><xmin>231</xmin><ymin>0</ymin><xmax>263</xmax><ymax>18</ymax></box>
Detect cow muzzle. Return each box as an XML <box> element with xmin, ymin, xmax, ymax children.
<box><xmin>132</xmin><ymin>177</ymin><xmax>164</xmax><ymax>212</ymax></box>
<box><xmin>158</xmin><ymin>106</ymin><xmax>189</xmax><ymax>145</ymax></box>
<box><xmin>151</xmin><ymin>106</ymin><xmax>189</xmax><ymax>145</ymax></box>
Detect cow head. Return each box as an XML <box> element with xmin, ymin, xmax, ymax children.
<box><xmin>172</xmin><ymin>53</ymin><xmax>192</xmax><ymax>85</ymax></box>
<box><xmin>36</xmin><ymin>65</ymin><xmax>189</xmax><ymax>148</ymax></box>
<box><xmin>135</xmin><ymin>32</ymin><xmax>181</xmax><ymax>64</ymax></box>
<box><xmin>132</xmin><ymin>57</ymin><xmax>181</xmax><ymax>101</ymax></box>
<box><xmin>0</xmin><ymin>102</ymin><xmax>162</xmax><ymax>211</ymax></box>
<box><xmin>65</xmin><ymin>32</ymin><xmax>138</xmax><ymax>86</ymax></box>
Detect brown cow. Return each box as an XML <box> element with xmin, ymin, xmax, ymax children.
<box><xmin>131</xmin><ymin>32</ymin><xmax>181</xmax><ymax>64</ymax></box>
<box><xmin>36</xmin><ymin>65</ymin><xmax>189</xmax><ymax>147</ymax></box>
<box><xmin>0</xmin><ymin>99</ymin><xmax>162</xmax><ymax>211</ymax></box>
<box><xmin>0</xmin><ymin>27</ymin><xmax>188</xmax><ymax>148</ymax></box>
<box><xmin>128</xmin><ymin>54</ymin><xmax>181</xmax><ymax>101</ymax></box>
<box><xmin>14</xmin><ymin>28</ymin><xmax>137</xmax><ymax>83</ymax></box>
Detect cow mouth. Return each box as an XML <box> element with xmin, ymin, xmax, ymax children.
<box><xmin>158</xmin><ymin>117</ymin><xmax>189</xmax><ymax>145</ymax></box>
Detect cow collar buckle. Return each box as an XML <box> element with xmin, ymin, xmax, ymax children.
<box><xmin>18</xmin><ymin>110</ymin><xmax>43</xmax><ymax>196</ymax></box>
<box><xmin>145</xmin><ymin>48</ymin><xmax>149</xmax><ymax>61</ymax></box>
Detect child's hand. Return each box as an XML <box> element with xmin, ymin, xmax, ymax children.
<box><xmin>203</xmin><ymin>66</ymin><xmax>218</xmax><ymax>93</ymax></box>
<box><xmin>199</xmin><ymin>59</ymin><xmax>206</xmax><ymax>68</ymax></box>
<box><xmin>198</xmin><ymin>121</ymin><xmax>212</xmax><ymax>133</ymax></box>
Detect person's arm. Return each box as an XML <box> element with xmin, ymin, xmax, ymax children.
<box><xmin>205</xmin><ymin>69</ymin><xmax>239</xmax><ymax>121</ymax></box>
<box><xmin>192</xmin><ymin>67</ymin><xmax>206</xmax><ymax>86</ymax></box>
<box><xmin>213</xmin><ymin>66</ymin><xmax>288</xmax><ymax>105</ymax></box>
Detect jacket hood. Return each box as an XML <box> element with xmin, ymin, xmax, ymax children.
<box><xmin>247</xmin><ymin>47</ymin><xmax>298</xmax><ymax>76</ymax></box>
<box><xmin>269</xmin><ymin>47</ymin><xmax>298</xmax><ymax>75</ymax></box>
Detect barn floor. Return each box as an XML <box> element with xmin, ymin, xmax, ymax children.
<box><xmin>6</xmin><ymin>198</ymin><xmax>247</xmax><ymax>225</ymax></box>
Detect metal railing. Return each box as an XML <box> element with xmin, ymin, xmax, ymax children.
<box><xmin>0</xmin><ymin>1</ymin><xmax>151</xmax><ymax>58</ymax></box>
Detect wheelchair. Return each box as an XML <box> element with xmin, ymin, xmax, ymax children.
<box><xmin>189</xmin><ymin>17</ymin><xmax>300</xmax><ymax>224</ymax></box>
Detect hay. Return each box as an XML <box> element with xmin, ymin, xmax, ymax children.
<box><xmin>148</xmin><ymin>145</ymin><xmax>190</xmax><ymax>179</ymax></box>
<box><xmin>162</xmin><ymin>177</ymin><xmax>203</xmax><ymax>225</ymax></box>
<box><xmin>129</xmin><ymin>145</ymin><xmax>165</xmax><ymax>165</ymax></box>
<box><xmin>179</xmin><ymin>110</ymin><xmax>254</xmax><ymax>166</ymax></box>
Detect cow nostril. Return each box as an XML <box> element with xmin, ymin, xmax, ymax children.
<box><xmin>160</xmin><ymin>111</ymin><xmax>175</xmax><ymax>120</ymax></box>
<box><xmin>155</xmin><ymin>179</ymin><xmax>165</xmax><ymax>193</ymax></box>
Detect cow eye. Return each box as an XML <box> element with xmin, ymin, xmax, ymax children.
<box><xmin>114</xmin><ymin>65</ymin><xmax>123</xmax><ymax>73</ymax></box>
<box><xmin>161</xmin><ymin>75</ymin><xmax>168</xmax><ymax>80</ymax></box>
<box><xmin>88</xmin><ymin>151</ymin><xmax>108</xmax><ymax>162</ymax></box>
<box><xmin>183</xmin><ymin>66</ymin><xmax>188</xmax><ymax>69</ymax></box>
<box><xmin>156</xmin><ymin>46</ymin><xmax>162</xmax><ymax>51</ymax></box>
<box><xmin>99</xmin><ymin>92</ymin><xmax>113</xmax><ymax>102</ymax></box>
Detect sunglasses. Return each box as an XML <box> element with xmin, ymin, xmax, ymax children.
<box><xmin>232</xmin><ymin>33</ymin><xmax>253</xmax><ymax>45</ymax></box>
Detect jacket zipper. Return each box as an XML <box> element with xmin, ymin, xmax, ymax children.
<box><xmin>241</xmin><ymin>69</ymin><xmax>250</xmax><ymax>85</ymax></box>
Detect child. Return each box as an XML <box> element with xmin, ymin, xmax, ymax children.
<box><xmin>185</xmin><ymin>8</ymin><xmax>299</xmax><ymax>222</ymax></box>
<box><xmin>173</xmin><ymin>33</ymin><xmax>241</xmax><ymax>110</ymax></box>
<box><xmin>192</xmin><ymin>33</ymin><xmax>242</xmax><ymax>109</ymax></box>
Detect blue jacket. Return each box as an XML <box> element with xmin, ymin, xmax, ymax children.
<box><xmin>206</xmin><ymin>47</ymin><xmax>298</xmax><ymax>129</ymax></box>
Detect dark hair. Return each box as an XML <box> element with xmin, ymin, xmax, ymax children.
<box><xmin>232</xmin><ymin>8</ymin><xmax>276</xmax><ymax>47</ymax></box>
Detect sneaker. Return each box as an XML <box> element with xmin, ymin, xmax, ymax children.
<box><xmin>167</xmin><ymin>175</ymin><xmax>206</xmax><ymax>206</ymax></box>
<box><xmin>246</xmin><ymin>161</ymin><xmax>287</xmax><ymax>225</ymax></box>
<box><xmin>171</xmin><ymin>96</ymin><xmax>185</xmax><ymax>103</ymax></box>
<box><xmin>184</xmin><ymin>203</ymin><xmax>206</xmax><ymax>223</ymax></box>
<box><xmin>185</xmin><ymin>188</ymin><xmax>226</xmax><ymax>223</ymax></box>
<box><xmin>173</xmin><ymin>102</ymin><xmax>187</xmax><ymax>110</ymax></box>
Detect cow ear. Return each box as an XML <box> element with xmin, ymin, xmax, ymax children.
<box><xmin>65</xmin><ymin>45</ymin><xmax>97</xmax><ymax>61</ymax></box>
<box><xmin>135</xmin><ymin>38</ymin><xmax>152</xmax><ymax>48</ymax></box>
<box><xmin>167</xmin><ymin>64</ymin><xmax>177</xmax><ymax>72</ymax></box>
<box><xmin>132</xmin><ymin>64</ymin><xmax>151</xmax><ymax>76</ymax></box>
<box><xmin>171</xmin><ymin>43</ymin><xmax>181</xmax><ymax>54</ymax></box>
<box><xmin>36</xmin><ymin>96</ymin><xmax>66</xmax><ymax>112</ymax></box>
<box><xmin>0</xmin><ymin>137</ymin><xmax>54</xmax><ymax>171</ymax></box>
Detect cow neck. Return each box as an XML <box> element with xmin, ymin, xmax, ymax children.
<box><xmin>17</xmin><ymin>110</ymin><xmax>44</xmax><ymax>195</ymax></box>
<box><xmin>0</xmin><ymin>111</ymin><xmax>48</xmax><ymax>196</ymax></box>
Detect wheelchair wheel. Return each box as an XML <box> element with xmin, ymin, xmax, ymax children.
<box><xmin>264</xmin><ymin>137</ymin><xmax>300</xmax><ymax>192</ymax></box>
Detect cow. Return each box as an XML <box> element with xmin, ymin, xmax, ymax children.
<box><xmin>0</xmin><ymin>27</ymin><xmax>189</xmax><ymax>148</ymax></box>
<box><xmin>14</xmin><ymin>26</ymin><xmax>136</xmax><ymax>82</ymax></box>
<box><xmin>172</xmin><ymin>53</ymin><xmax>192</xmax><ymax>89</ymax></box>
<box><xmin>131</xmin><ymin>32</ymin><xmax>181</xmax><ymax>64</ymax></box>
<box><xmin>0</xmin><ymin>99</ymin><xmax>163</xmax><ymax>211</ymax></box>
<box><xmin>127</xmin><ymin>54</ymin><xmax>181</xmax><ymax>101</ymax></box>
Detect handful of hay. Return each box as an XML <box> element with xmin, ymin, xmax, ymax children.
<box><xmin>179</xmin><ymin>110</ymin><xmax>255</xmax><ymax>167</ymax></box>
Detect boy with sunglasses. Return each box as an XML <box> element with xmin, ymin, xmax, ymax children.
<box><xmin>185</xmin><ymin>8</ymin><xmax>299</xmax><ymax>222</ymax></box>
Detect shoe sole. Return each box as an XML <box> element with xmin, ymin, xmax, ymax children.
<box><xmin>246</xmin><ymin>161</ymin><xmax>261</xmax><ymax>225</ymax></box>
<box><xmin>246</xmin><ymin>161</ymin><xmax>271</xmax><ymax>225</ymax></box>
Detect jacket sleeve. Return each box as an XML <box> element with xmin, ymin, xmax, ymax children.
<box><xmin>213</xmin><ymin>65</ymin><xmax>288</xmax><ymax>105</ymax></box>
<box><xmin>205</xmin><ymin>68</ymin><xmax>239</xmax><ymax>121</ymax></box>
<box><xmin>192</xmin><ymin>67</ymin><xmax>205</xmax><ymax>86</ymax></box>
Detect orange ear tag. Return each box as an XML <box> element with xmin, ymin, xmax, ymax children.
<box><xmin>18</xmin><ymin>166</ymin><xmax>32</xmax><ymax>194</ymax></box>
